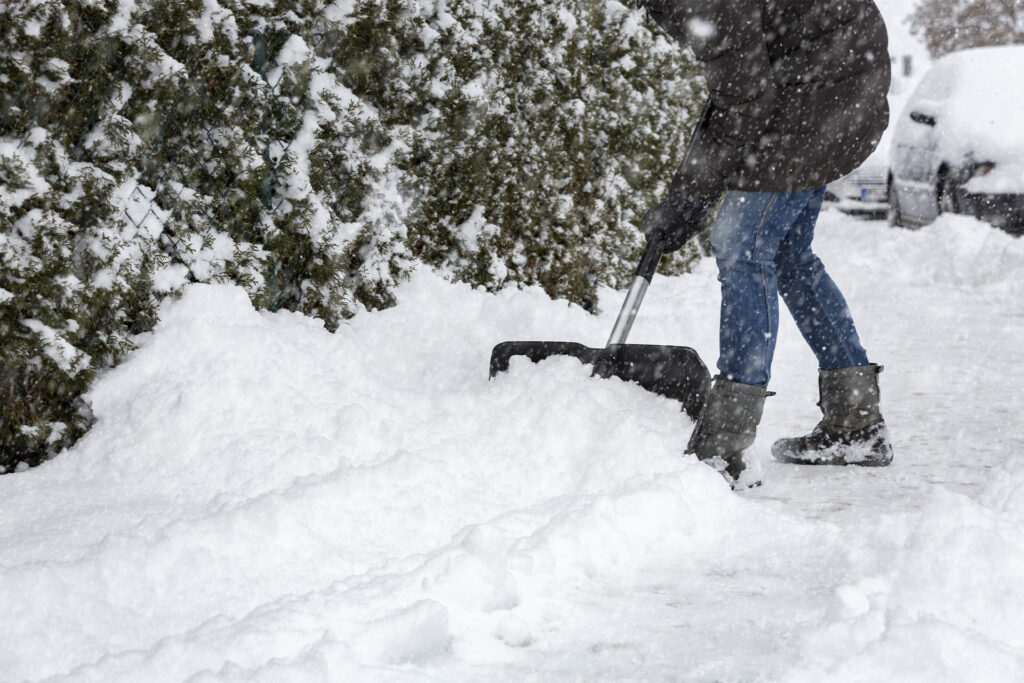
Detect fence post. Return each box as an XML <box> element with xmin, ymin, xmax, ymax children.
<box><xmin>251</xmin><ymin>29</ymin><xmax>274</xmax><ymax>212</ymax></box>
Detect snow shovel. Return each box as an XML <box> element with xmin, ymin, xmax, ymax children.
<box><xmin>489</xmin><ymin>236</ymin><xmax>711</xmax><ymax>420</ymax></box>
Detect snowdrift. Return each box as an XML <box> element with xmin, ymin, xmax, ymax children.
<box><xmin>1</xmin><ymin>213</ymin><xmax>1023</xmax><ymax>681</ymax></box>
<box><xmin>0</xmin><ymin>265</ymin><xmax>746</xmax><ymax>680</ymax></box>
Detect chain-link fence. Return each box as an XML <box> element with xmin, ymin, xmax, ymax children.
<box><xmin>5</xmin><ymin>11</ymin><xmax>336</xmax><ymax>297</ymax></box>
<box><xmin>114</xmin><ymin>20</ymin><xmax>336</xmax><ymax>313</ymax></box>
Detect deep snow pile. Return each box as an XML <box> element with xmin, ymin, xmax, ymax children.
<box><xmin>1</xmin><ymin>212</ymin><xmax>1023</xmax><ymax>681</ymax></box>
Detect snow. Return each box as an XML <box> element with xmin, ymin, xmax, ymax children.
<box><xmin>966</xmin><ymin>159</ymin><xmax>1024</xmax><ymax>195</ymax></box>
<box><xmin>195</xmin><ymin>0</ymin><xmax>237</xmax><ymax>43</ymax></box>
<box><xmin>901</xmin><ymin>46</ymin><xmax>1024</xmax><ymax>167</ymax></box>
<box><xmin>23</xmin><ymin>19</ymin><xmax>43</xmax><ymax>37</ymax></box>
<box><xmin>555</xmin><ymin>7</ymin><xmax>578</xmax><ymax>33</ymax></box>
<box><xmin>455</xmin><ymin>204</ymin><xmax>490</xmax><ymax>251</ymax></box>
<box><xmin>274</xmin><ymin>34</ymin><xmax>311</xmax><ymax>68</ymax></box>
<box><xmin>0</xmin><ymin>138</ymin><xmax>51</xmax><ymax>208</ymax></box>
<box><xmin>19</xmin><ymin>319</ymin><xmax>91</xmax><ymax>377</ymax></box>
<box><xmin>686</xmin><ymin>18</ymin><xmax>716</xmax><ymax>40</ymax></box>
<box><xmin>109</xmin><ymin>0</ymin><xmax>140</xmax><ymax>35</ymax></box>
<box><xmin>1</xmin><ymin>211</ymin><xmax>1023</xmax><ymax>680</ymax></box>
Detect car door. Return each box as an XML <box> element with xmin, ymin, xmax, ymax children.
<box><xmin>900</xmin><ymin>110</ymin><xmax>943</xmax><ymax>223</ymax></box>
<box><xmin>891</xmin><ymin>65</ymin><xmax>953</xmax><ymax>225</ymax></box>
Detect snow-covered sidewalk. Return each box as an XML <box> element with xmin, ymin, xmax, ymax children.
<box><xmin>2</xmin><ymin>212</ymin><xmax>1022</xmax><ymax>682</ymax></box>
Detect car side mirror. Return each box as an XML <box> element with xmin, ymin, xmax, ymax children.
<box><xmin>910</xmin><ymin>111</ymin><xmax>937</xmax><ymax>127</ymax></box>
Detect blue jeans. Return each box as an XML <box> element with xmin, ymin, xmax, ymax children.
<box><xmin>711</xmin><ymin>187</ymin><xmax>869</xmax><ymax>386</ymax></box>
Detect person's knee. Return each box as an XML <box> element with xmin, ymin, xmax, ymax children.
<box><xmin>715</xmin><ymin>256</ymin><xmax>758</xmax><ymax>282</ymax></box>
<box><xmin>711</xmin><ymin>225</ymin><xmax>746</xmax><ymax>263</ymax></box>
<box><xmin>716</xmin><ymin>227</ymin><xmax>781</xmax><ymax>266</ymax></box>
<box><xmin>716</xmin><ymin>235</ymin><xmax>770</xmax><ymax>266</ymax></box>
<box><xmin>751</xmin><ymin>240</ymin><xmax>783</xmax><ymax>265</ymax></box>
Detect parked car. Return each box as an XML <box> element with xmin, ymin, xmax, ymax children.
<box><xmin>888</xmin><ymin>45</ymin><xmax>1024</xmax><ymax>234</ymax></box>
<box><xmin>826</xmin><ymin>129</ymin><xmax>891</xmax><ymax>218</ymax></box>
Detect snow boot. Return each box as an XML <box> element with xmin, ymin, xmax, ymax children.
<box><xmin>686</xmin><ymin>377</ymin><xmax>769</xmax><ymax>489</ymax></box>
<box><xmin>772</xmin><ymin>364</ymin><xmax>893</xmax><ymax>466</ymax></box>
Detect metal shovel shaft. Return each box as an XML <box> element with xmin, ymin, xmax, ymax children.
<box><xmin>606</xmin><ymin>276</ymin><xmax>649</xmax><ymax>346</ymax></box>
<box><xmin>606</xmin><ymin>239</ymin><xmax>664</xmax><ymax>347</ymax></box>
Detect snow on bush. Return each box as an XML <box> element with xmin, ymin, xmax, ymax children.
<box><xmin>0</xmin><ymin>0</ymin><xmax>704</xmax><ymax>469</ymax></box>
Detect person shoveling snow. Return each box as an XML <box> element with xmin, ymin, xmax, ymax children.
<box><xmin>628</xmin><ymin>0</ymin><xmax>897</xmax><ymax>487</ymax></box>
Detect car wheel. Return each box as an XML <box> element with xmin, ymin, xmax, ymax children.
<box><xmin>887</xmin><ymin>178</ymin><xmax>904</xmax><ymax>227</ymax></box>
<box><xmin>937</xmin><ymin>173</ymin><xmax>959</xmax><ymax>215</ymax></box>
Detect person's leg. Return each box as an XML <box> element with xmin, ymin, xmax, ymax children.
<box><xmin>773</xmin><ymin>187</ymin><xmax>869</xmax><ymax>369</ymax></box>
<box><xmin>771</xmin><ymin>187</ymin><xmax>892</xmax><ymax>467</ymax></box>
<box><xmin>711</xmin><ymin>190</ymin><xmax>821</xmax><ymax>386</ymax></box>
<box><xmin>690</xmin><ymin>188</ymin><xmax>822</xmax><ymax>489</ymax></box>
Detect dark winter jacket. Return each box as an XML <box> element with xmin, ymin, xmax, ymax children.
<box><xmin>643</xmin><ymin>0</ymin><xmax>891</xmax><ymax>195</ymax></box>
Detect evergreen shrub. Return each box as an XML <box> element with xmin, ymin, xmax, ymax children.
<box><xmin>0</xmin><ymin>0</ymin><xmax>704</xmax><ymax>470</ymax></box>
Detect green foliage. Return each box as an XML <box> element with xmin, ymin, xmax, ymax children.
<box><xmin>1</xmin><ymin>0</ymin><xmax>704</xmax><ymax>470</ymax></box>
<box><xmin>403</xmin><ymin>0</ymin><xmax>705</xmax><ymax>310</ymax></box>
<box><xmin>1</xmin><ymin>2</ymin><xmax>163</xmax><ymax>468</ymax></box>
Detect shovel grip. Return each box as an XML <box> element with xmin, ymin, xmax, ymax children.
<box><xmin>636</xmin><ymin>238</ymin><xmax>664</xmax><ymax>283</ymax></box>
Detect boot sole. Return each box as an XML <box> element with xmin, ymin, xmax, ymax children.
<box><xmin>772</xmin><ymin>455</ymin><xmax>892</xmax><ymax>467</ymax></box>
<box><xmin>771</xmin><ymin>445</ymin><xmax>893</xmax><ymax>467</ymax></box>
<box><xmin>771</xmin><ymin>424</ymin><xmax>893</xmax><ymax>467</ymax></box>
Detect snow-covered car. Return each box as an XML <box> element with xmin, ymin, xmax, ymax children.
<box><xmin>825</xmin><ymin>135</ymin><xmax>890</xmax><ymax>217</ymax></box>
<box><xmin>888</xmin><ymin>46</ymin><xmax>1024</xmax><ymax>234</ymax></box>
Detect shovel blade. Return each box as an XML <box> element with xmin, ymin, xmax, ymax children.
<box><xmin>489</xmin><ymin>341</ymin><xmax>600</xmax><ymax>376</ymax></box>
<box><xmin>489</xmin><ymin>341</ymin><xmax>710</xmax><ymax>420</ymax></box>
<box><xmin>595</xmin><ymin>344</ymin><xmax>711</xmax><ymax>421</ymax></box>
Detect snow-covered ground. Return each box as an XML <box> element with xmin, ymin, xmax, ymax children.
<box><xmin>2</xmin><ymin>211</ymin><xmax>1023</xmax><ymax>682</ymax></box>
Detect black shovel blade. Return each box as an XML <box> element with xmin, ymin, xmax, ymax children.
<box><xmin>489</xmin><ymin>341</ymin><xmax>711</xmax><ymax>420</ymax></box>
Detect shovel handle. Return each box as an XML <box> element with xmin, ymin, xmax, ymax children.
<box><xmin>606</xmin><ymin>239</ymin><xmax>663</xmax><ymax>347</ymax></box>
<box><xmin>606</xmin><ymin>102</ymin><xmax>712</xmax><ymax>348</ymax></box>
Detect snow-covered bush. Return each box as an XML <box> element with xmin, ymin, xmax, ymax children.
<box><xmin>1</xmin><ymin>4</ymin><xmax>164</xmax><ymax>467</ymax></box>
<box><xmin>404</xmin><ymin>0</ymin><xmax>705</xmax><ymax>310</ymax></box>
<box><xmin>0</xmin><ymin>0</ymin><xmax>703</xmax><ymax>469</ymax></box>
